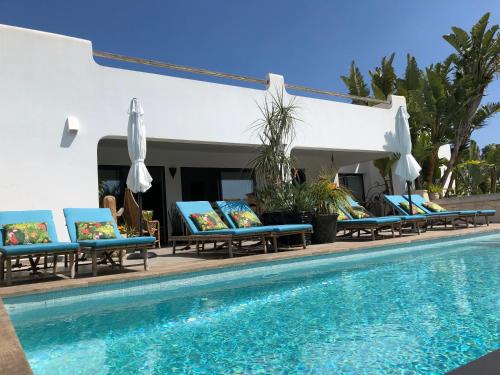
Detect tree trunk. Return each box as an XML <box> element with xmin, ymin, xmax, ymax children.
<box><xmin>388</xmin><ymin>169</ymin><xmax>394</xmax><ymax>195</ymax></box>
<box><xmin>491</xmin><ymin>169</ymin><xmax>497</xmax><ymax>193</ymax></box>
<box><xmin>445</xmin><ymin>172</ymin><xmax>456</xmax><ymax>197</ymax></box>
<box><xmin>439</xmin><ymin>96</ymin><xmax>483</xmax><ymax>188</ymax></box>
<box><xmin>426</xmin><ymin>150</ymin><xmax>437</xmax><ymax>186</ymax></box>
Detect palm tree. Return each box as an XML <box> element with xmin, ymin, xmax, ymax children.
<box><xmin>369</xmin><ymin>53</ymin><xmax>397</xmax><ymax>100</ymax></box>
<box><xmin>439</xmin><ymin>13</ymin><xmax>500</xmax><ymax>187</ymax></box>
<box><xmin>341</xmin><ymin>61</ymin><xmax>370</xmax><ymax>105</ymax></box>
<box><xmin>483</xmin><ymin>144</ymin><xmax>500</xmax><ymax>193</ymax></box>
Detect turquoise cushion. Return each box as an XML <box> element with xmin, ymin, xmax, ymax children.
<box><xmin>272</xmin><ymin>224</ymin><xmax>313</xmax><ymax>232</ymax></box>
<box><xmin>0</xmin><ymin>210</ymin><xmax>59</xmax><ymax>245</ymax></box>
<box><xmin>64</xmin><ymin>208</ymin><xmax>122</xmax><ymax>242</ymax></box>
<box><xmin>338</xmin><ymin>217</ymin><xmax>401</xmax><ymax>225</ymax></box>
<box><xmin>0</xmin><ymin>242</ymin><xmax>79</xmax><ymax>256</ymax></box>
<box><xmin>231</xmin><ymin>226</ymin><xmax>274</xmax><ymax>235</ymax></box>
<box><xmin>395</xmin><ymin>215</ymin><xmax>427</xmax><ymax>221</ymax></box>
<box><xmin>478</xmin><ymin>210</ymin><xmax>496</xmax><ymax>215</ymax></box>
<box><xmin>77</xmin><ymin>236</ymin><xmax>155</xmax><ymax>248</ymax></box>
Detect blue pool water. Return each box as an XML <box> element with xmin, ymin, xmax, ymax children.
<box><xmin>4</xmin><ymin>233</ymin><xmax>500</xmax><ymax>374</ymax></box>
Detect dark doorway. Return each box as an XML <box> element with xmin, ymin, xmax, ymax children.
<box><xmin>339</xmin><ymin>173</ymin><xmax>365</xmax><ymax>203</ymax></box>
<box><xmin>98</xmin><ymin>165</ymin><xmax>168</xmax><ymax>243</ymax></box>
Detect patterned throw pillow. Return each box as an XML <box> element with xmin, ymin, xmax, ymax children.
<box><xmin>347</xmin><ymin>206</ymin><xmax>372</xmax><ymax>219</ymax></box>
<box><xmin>230</xmin><ymin>210</ymin><xmax>262</xmax><ymax>228</ymax></box>
<box><xmin>336</xmin><ymin>208</ymin><xmax>350</xmax><ymax>221</ymax></box>
<box><xmin>190</xmin><ymin>212</ymin><xmax>228</xmax><ymax>231</ymax></box>
<box><xmin>399</xmin><ymin>202</ymin><xmax>425</xmax><ymax>215</ymax></box>
<box><xmin>76</xmin><ymin>222</ymin><xmax>117</xmax><ymax>241</ymax></box>
<box><xmin>3</xmin><ymin>222</ymin><xmax>51</xmax><ymax>245</ymax></box>
<box><xmin>422</xmin><ymin>201</ymin><xmax>446</xmax><ymax>213</ymax></box>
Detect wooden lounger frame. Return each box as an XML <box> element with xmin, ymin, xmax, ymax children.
<box><xmin>0</xmin><ymin>249</ymin><xmax>78</xmax><ymax>286</ymax></box>
<box><xmin>337</xmin><ymin>221</ymin><xmax>399</xmax><ymax>240</ymax></box>
<box><xmin>76</xmin><ymin>243</ymin><xmax>151</xmax><ymax>277</ymax></box>
<box><xmin>171</xmin><ymin>218</ymin><xmax>311</xmax><ymax>257</ymax></box>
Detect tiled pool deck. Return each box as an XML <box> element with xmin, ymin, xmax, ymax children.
<box><xmin>1</xmin><ymin>224</ymin><xmax>499</xmax><ymax>298</ymax></box>
<box><xmin>0</xmin><ymin>224</ymin><xmax>499</xmax><ymax>374</ymax></box>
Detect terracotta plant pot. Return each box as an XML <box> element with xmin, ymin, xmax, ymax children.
<box><xmin>428</xmin><ymin>192</ymin><xmax>440</xmax><ymax>201</ymax></box>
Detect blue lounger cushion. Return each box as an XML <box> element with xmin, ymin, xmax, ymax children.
<box><xmin>404</xmin><ymin>194</ymin><xmax>480</xmax><ymax>216</ymax></box>
<box><xmin>385</xmin><ymin>195</ymin><xmax>456</xmax><ymax>217</ymax></box>
<box><xmin>176</xmin><ymin>201</ymin><xmax>225</xmax><ymax>235</ymax></box>
<box><xmin>0</xmin><ymin>242</ymin><xmax>79</xmax><ymax>256</ymax></box>
<box><xmin>478</xmin><ymin>209</ymin><xmax>496</xmax><ymax>215</ymax></box>
<box><xmin>0</xmin><ymin>210</ymin><xmax>78</xmax><ymax>256</ymax></box>
<box><xmin>272</xmin><ymin>224</ymin><xmax>313</xmax><ymax>232</ymax></box>
<box><xmin>346</xmin><ymin>197</ymin><xmax>424</xmax><ymax>222</ymax></box>
<box><xmin>338</xmin><ymin>217</ymin><xmax>401</xmax><ymax>225</ymax></box>
<box><xmin>78</xmin><ymin>237</ymin><xmax>156</xmax><ymax>248</ymax></box>
<box><xmin>395</xmin><ymin>215</ymin><xmax>427</xmax><ymax>221</ymax></box>
<box><xmin>63</xmin><ymin>208</ymin><xmax>155</xmax><ymax>247</ymax></box>
<box><xmin>216</xmin><ymin>201</ymin><xmax>312</xmax><ymax>233</ymax></box>
<box><xmin>177</xmin><ymin>201</ymin><xmax>275</xmax><ymax>236</ymax></box>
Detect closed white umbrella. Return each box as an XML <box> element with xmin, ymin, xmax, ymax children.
<box><xmin>126</xmin><ymin>98</ymin><xmax>152</xmax><ymax>234</ymax></box>
<box><xmin>393</xmin><ymin>106</ymin><xmax>421</xmax><ymax>214</ymax></box>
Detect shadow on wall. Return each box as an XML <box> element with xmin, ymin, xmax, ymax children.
<box><xmin>383</xmin><ymin>130</ymin><xmax>398</xmax><ymax>153</ymax></box>
<box><xmin>60</xmin><ymin>118</ymin><xmax>77</xmax><ymax>148</ymax></box>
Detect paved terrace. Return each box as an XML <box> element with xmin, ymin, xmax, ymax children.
<box><xmin>1</xmin><ymin>223</ymin><xmax>499</xmax><ymax>297</ymax></box>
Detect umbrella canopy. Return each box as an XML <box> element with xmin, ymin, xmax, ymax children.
<box><xmin>393</xmin><ymin>106</ymin><xmax>421</xmax><ymax>182</ymax></box>
<box><xmin>126</xmin><ymin>98</ymin><xmax>152</xmax><ymax>194</ymax></box>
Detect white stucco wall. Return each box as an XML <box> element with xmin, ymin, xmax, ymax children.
<box><xmin>0</xmin><ymin>24</ymin><xmax>407</xmax><ymax>239</ymax></box>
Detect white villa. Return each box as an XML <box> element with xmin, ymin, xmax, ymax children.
<box><xmin>1</xmin><ymin>24</ymin><xmax>418</xmax><ymax>241</ymax></box>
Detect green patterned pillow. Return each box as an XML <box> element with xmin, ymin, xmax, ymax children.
<box><xmin>190</xmin><ymin>211</ymin><xmax>228</xmax><ymax>231</ymax></box>
<box><xmin>76</xmin><ymin>221</ymin><xmax>117</xmax><ymax>240</ymax></box>
<box><xmin>3</xmin><ymin>222</ymin><xmax>51</xmax><ymax>245</ymax></box>
<box><xmin>347</xmin><ymin>206</ymin><xmax>372</xmax><ymax>219</ymax></box>
<box><xmin>230</xmin><ymin>210</ymin><xmax>262</xmax><ymax>228</ymax></box>
<box><xmin>422</xmin><ymin>201</ymin><xmax>446</xmax><ymax>213</ymax></box>
<box><xmin>336</xmin><ymin>208</ymin><xmax>350</xmax><ymax>221</ymax></box>
<box><xmin>399</xmin><ymin>202</ymin><xmax>425</xmax><ymax>215</ymax></box>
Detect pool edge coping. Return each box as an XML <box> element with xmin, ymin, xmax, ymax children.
<box><xmin>0</xmin><ymin>299</ymin><xmax>32</xmax><ymax>374</ymax></box>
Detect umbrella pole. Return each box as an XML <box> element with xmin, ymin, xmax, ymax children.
<box><xmin>138</xmin><ymin>192</ymin><xmax>143</xmax><ymax>236</ymax></box>
<box><xmin>407</xmin><ymin>181</ymin><xmax>413</xmax><ymax>215</ymax></box>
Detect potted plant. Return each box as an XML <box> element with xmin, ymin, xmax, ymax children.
<box><xmin>426</xmin><ymin>183</ymin><xmax>442</xmax><ymax>201</ymax></box>
<box><xmin>309</xmin><ymin>175</ymin><xmax>351</xmax><ymax>244</ymax></box>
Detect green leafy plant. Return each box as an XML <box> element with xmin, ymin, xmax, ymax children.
<box><xmin>309</xmin><ymin>175</ymin><xmax>351</xmax><ymax>215</ymax></box>
<box><xmin>426</xmin><ymin>183</ymin><xmax>442</xmax><ymax>194</ymax></box>
<box><xmin>250</xmin><ymin>90</ymin><xmax>301</xmax><ymax>212</ymax></box>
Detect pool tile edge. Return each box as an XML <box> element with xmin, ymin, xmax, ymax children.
<box><xmin>0</xmin><ymin>299</ymin><xmax>32</xmax><ymax>374</ymax></box>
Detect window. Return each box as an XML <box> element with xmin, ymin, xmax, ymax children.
<box><xmin>339</xmin><ymin>173</ymin><xmax>365</xmax><ymax>203</ymax></box>
<box><xmin>220</xmin><ymin>170</ymin><xmax>254</xmax><ymax>200</ymax></box>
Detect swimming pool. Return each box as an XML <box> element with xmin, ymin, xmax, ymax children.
<box><xmin>4</xmin><ymin>232</ymin><xmax>500</xmax><ymax>374</ymax></box>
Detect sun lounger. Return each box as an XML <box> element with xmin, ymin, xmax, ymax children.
<box><xmin>384</xmin><ymin>195</ymin><xmax>459</xmax><ymax>229</ymax></box>
<box><xmin>345</xmin><ymin>196</ymin><xmax>427</xmax><ymax>235</ymax></box>
<box><xmin>216</xmin><ymin>200</ymin><xmax>313</xmax><ymax>251</ymax></box>
<box><xmin>336</xmin><ymin>206</ymin><xmax>401</xmax><ymax>240</ymax></box>
<box><xmin>171</xmin><ymin>201</ymin><xmax>274</xmax><ymax>257</ymax></box>
<box><xmin>64</xmin><ymin>208</ymin><xmax>155</xmax><ymax>276</ymax></box>
<box><xmin>0</xmin><ymin>210</ymin><xmax>79</xmax><ymax>285</ymax></box>
<box><xmin>406</xmin><ymin>194</ymin><xmax>495</xmax><ymax>227</ymax></box>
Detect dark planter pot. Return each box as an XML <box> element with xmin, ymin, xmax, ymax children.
<box><xmin>312</xmin><ymin>214</ymin><xmax>338</xmax><ymax>244</ymax></box>
<box><xmin>262</xmin><ymin>211</ymin><xmax>313</xmax><ymax>246</ymax></box>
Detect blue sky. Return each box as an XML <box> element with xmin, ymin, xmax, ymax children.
<box><xmin>1</xmin><ymin>0</ymin><xmax>498</xmax><ymax>149</ymax></box>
